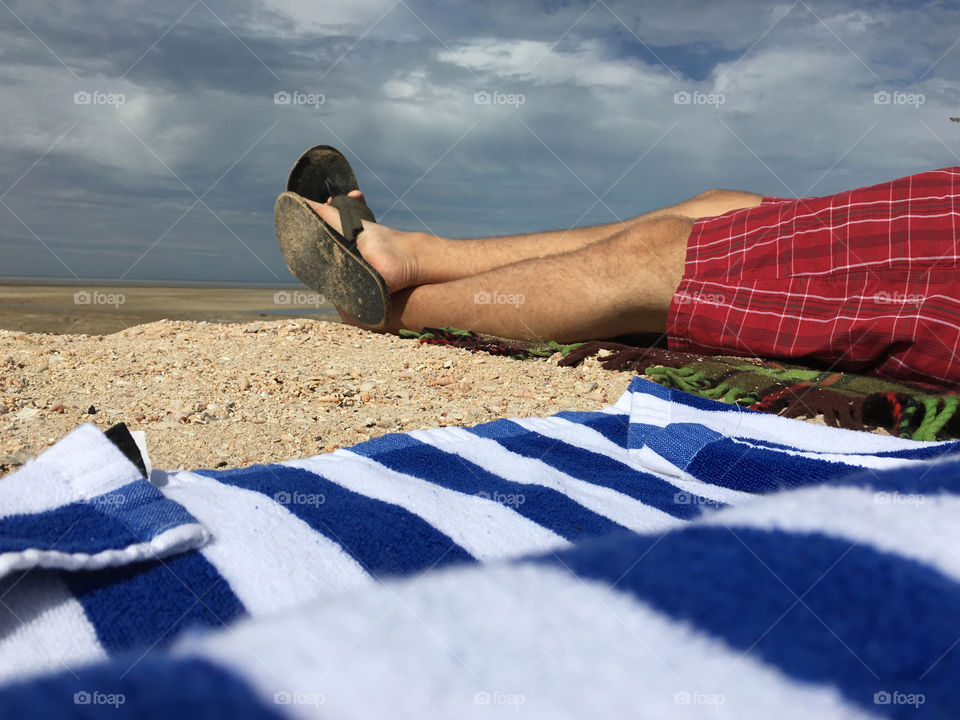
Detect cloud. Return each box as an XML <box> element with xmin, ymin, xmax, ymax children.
<box><xmin>437</xmin><ymin>37</ymin><xmax>676</xmax><ymax>91</ymax></box>
<box><xmin>1</xmin><ymin>0</ymin><xmax>958</xmax><ymax>282</ymax></box>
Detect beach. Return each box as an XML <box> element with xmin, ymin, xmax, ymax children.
<box><xmin>0</xmin><ymin>283</ymin><xmax>340</xmax><ymax>335</ymax></box>
<box><xmin>0</xmin><ymin>286</ymin><xmax>631</xmax><ymax>475</ymax></box>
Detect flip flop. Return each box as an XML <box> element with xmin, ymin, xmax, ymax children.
<box><xmin>274</xmin><ymin>191</ymin><xmax>390</xmax><ymax>329</ymax></box>
<box><xmin>286</xmin><ymin>145</ymin><xmax>363</xmax><ymax>204</ymax></box>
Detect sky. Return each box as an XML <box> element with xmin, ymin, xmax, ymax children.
<box><xmin>1</xmin><ymin>0</ymin><xmax>959</xmax><ymax>284</ymax></box>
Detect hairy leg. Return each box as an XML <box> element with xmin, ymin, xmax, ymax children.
<box><xmin>380</xmin><ymin>216</ymin><xmax>693</xmax><ymax>342</ymax></box>
<box><xmin>308</xmin><ymin>189</ymin><xmax>759</xmax><ymax>290</ymax></box>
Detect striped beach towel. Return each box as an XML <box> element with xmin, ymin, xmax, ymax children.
<box><xmin>1</xmin><ymin>377</ymin><xmax>958</xmax><ymax>717</ymax></box>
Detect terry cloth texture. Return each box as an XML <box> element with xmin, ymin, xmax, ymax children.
<box><xmin>2</xmin><ymin>378</ymin><xmax>960</xmax><ymax>720</ymax></box>
<box><xmin>668</xmin><ymin>165</ymin><xmax>960</xmax><ymax>387</ymax></box>
<box><xmin>2</xmin><ymin>379</ymin><xmax>960</xmax><ymax>717</ymax></box>
<box><xmin>0</xmin><ymin>423</ymin><xmax>208</xmax><ymax>580</ymax></box>
<box><xmin>559</xmin><ymin>344</ymin><xmax>960</xmax><ymax>441</ymax></box>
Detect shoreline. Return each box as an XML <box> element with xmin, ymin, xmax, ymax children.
<box><xmin>0</xmin><ymin>283</ymin><xmax>340</xmax><ymax>335</ymax></box>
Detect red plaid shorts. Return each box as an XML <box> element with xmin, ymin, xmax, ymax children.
<box><xmin>667</xmin><ymin>166</ymin><xmax>960</xmax><ymax>386</ymax></box>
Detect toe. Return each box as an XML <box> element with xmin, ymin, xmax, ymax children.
<box><xmin>305</xmin><ymin>198</ymin><xmax>343</xmax><ymax>235</ymax></box>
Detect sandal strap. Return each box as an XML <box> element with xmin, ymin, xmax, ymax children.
<box><xmin>329</xmin><ymin>195</ymin><xmax>376</xmax><ymax>246</ymax></box>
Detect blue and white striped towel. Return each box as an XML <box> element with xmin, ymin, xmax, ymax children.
<box><xmin>1</xmin><ymin>377</ymin><xmax>957</xmax><ymax>717</ymax></box>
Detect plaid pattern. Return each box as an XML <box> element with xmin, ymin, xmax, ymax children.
<box><xmin>668</xmin><ymin>166</ymin><xmax>960</xmax><ymax>387</ymax></box>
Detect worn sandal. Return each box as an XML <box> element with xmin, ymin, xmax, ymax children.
<box><xmin>286</xmin><ymin>145</ymin><xmax>364</xmax><ymax>204</ymax></box>
<box><xmin>274</xmin><ymin>191</ymin><xmax>390</xmax><ymax>329</ymax></box>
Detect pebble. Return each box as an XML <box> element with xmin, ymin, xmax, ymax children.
<box><xmin>0</xmin><ymin>448</ymin><xmax>33</xmax><ymax>466</ymax></box>
<box><xmin>14</xmin><ymin>407</ymin><xmax>41</xmax><ymax>421</ymax></box>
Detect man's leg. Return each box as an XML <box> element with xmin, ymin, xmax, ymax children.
<box><xmin>384</xmin><ymin>216</ymin><xmax>692</xmax><ymax>341</ymax></box>
<box><xmin>315</xmin><ymin>205</ymin><xmax>691</xmax><ymax>341</ymax></box>
<box><xmin>310</xmin><ymin>189</ymin><xmax>760</xmax><ymax>290</ymax></box>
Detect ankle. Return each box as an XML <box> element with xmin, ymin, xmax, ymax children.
<box><xmin>404</xmin><ymin>232</ymin><xmax>454</xmax><ymax>284</ymax></box>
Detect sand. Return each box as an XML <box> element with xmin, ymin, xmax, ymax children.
<box><xmin>0</xmin><ymin>284</ymin><xmax>339</xmax><ymax>335</ymax></box>
<box><xmin>0</xmin><ymin>318</ymin><xmax>632</xmax><ymax>476</ymax></box>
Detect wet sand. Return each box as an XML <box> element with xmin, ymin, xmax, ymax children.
<box><xmin>0</xmin><ymin>283</ymin><xmax>340</xmax><ymax>335</ymax></box>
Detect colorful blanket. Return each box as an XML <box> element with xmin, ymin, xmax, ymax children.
<box><xmin>1</xmin><ymin>379</ymin><xmax>959</xmax><ymax>717</ymax></box>
<box><xmin>402</xmin><ymin>328</ymin><xmax>960</xmax><ymax>441</ymax></box>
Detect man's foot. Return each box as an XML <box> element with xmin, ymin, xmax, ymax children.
<box><xmin>306</xmin><ymin>192</ymin><xmax>424</xmax><ymax>294</ymax></box>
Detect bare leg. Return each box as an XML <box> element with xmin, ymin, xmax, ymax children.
<box><xmin>385</xmin><ymin>216</ymin><xmax>693</xmax><ymax>341</ymax></box>
<box><xmin>308</xmin><ymin>189</ymin><xmax>760</xmax><ymax>289</ymax></box>
<box><xmin>300</xmin><ymin>188</ymin><xmax>761</xmax><ymax>340</ymax></box>
<box><xmin>310</xmin><ymin>195</ymin><xmax>691</xmax><ymax>341</ymax></box>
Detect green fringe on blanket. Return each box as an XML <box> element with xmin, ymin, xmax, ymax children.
<box><xmin>400</xmin><ymin>328</ymin><xmax>960</xmax><ymax>441</ymax></box>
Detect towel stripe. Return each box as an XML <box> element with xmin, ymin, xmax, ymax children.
<box><xmin>170</xmin><ymin>563</ymin><xmax>875</xmax><ymax>720</ymax></box>
<box><xmin>286</xmin><ymin>451</ymin><xmax>569</xmax><ymax>561</ymax></box>
<box><xmin>0</xmin><ymin>572</ymin><xmax>106</xmax><ymax>684</ymax></box>
<box><xmin>62</xmin><ymin>551</ymin><xmax>245</xmax><ymax>655</ymax></box>
<box><xmin>701</xmin><ymin>485</ymin><xmax>960</xmax><ymax>583</ymax></box>
<box><xmin>512</xmin><ymin>416</ymin><xmax>757</xmax><ymax>506</ymax></box>
<box><xmin>410</xmin><ymin>428</ymin><xmax>678</xmax><ymax>532</ymax></box>
<box><xmin>411</xmin><ymin>425</ymin><xmax>687</xmax><ymax>532</ymax></box>
<box><xmin>347</xmin><ymin>432</ymin><xmax>627</xmax><ymax>541</ymax></box>
<box><xmin>625</xmin><ymin>379</ymin><xmax>939</xmax><ymax>454</ymax></box>
<box><xmin>0</xmin><ymin>483</ymin><xmax>196</xmax><ymax>554</ymax></box>
<box><xmin>552</xmin><ymin>410</ymin><xmax>631</xmax><ymax>447</ymax></box>
<box><xmin>538</xmin><ymin>526</ymin><xmax>960</xmax><ymax>716</ymax></box>
<box><xmin>0</xmin><ymin>656</ymin><xmax>281</xmax><ymax>720</ymax></box>
<box><xmin>201</xmin><ymin>464</ymin><xmax>474</xmax><ymax>577</ymax></box>
<box><xmin>160</xmin><ymin>471</ymin><xmax>370</xmax><ymax>613</ymax></box>
<box><xmin>459</xmin><ymin>421</ymin><xmax>708</xmax><ymax>521</ymax></box>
